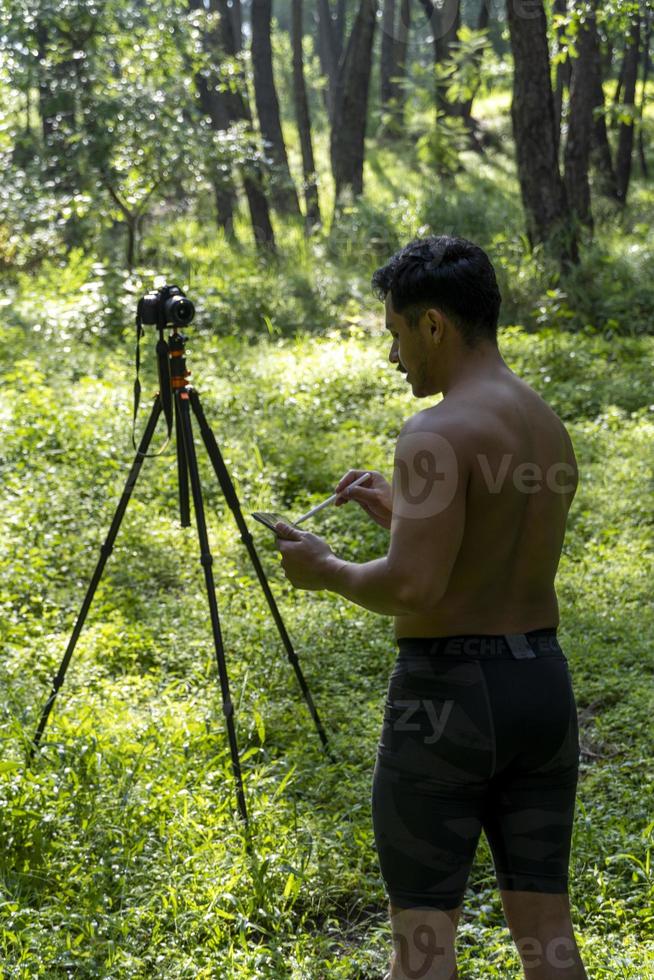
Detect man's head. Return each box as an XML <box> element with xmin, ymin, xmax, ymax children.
<box><xmin>372</xmin><ymin>235</ymin><xmax>503</xmax><ymax>398</ymax></box>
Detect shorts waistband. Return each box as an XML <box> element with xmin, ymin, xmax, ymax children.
<box><xmin>396</xmin><ymin>627</ymin><xmax>562</xmax><ymax>661</ymax></box>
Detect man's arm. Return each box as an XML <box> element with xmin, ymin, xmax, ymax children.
<box><xmin>321</xmin><ymin>411</ymin><xmax>469</xmax><ymax>615</ymax></box>
<box><xmin>321</xmin><ymin>555</ymin><xmax>425</xmax><ymax>616</ymax></box>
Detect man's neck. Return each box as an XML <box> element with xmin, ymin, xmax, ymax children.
<box><xmin>441</xmin><ymin>344</ymin><xmax>509</xmax><ymax>397</ymax></box>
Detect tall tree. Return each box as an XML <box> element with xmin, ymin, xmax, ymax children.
<box><xmin>217</xmin><ymin>0</ymin><xmax>276</xmax><ymax>248</ymax></box>
<box><xmin>615</xmin><ymin>11</ymin><xmax>641</xmax><ymax>202</ymax></box>
<box><xmin>187</xmin><ymin>0</ymin><xmax>238</xmax><ymax>233</ymax></box>
<box><xmin>589</xmin><ymin>13</ymin><xmax>619</xmax><ymax>200</ymax></box>
<box><xmin>380</xmin><ymin>0</ymin><xmax>397</xmax><ymax>110</ymax></box>
<box><xmin>564</xmin><ymin>2</ymin><xmax>600</xmax><ymax>229</ymax></box>
<box><xmin>291</xmin><ymin>0</ymin><xmax>321</xmax><ymax>229</ymax></box>
<box><xmin>506</xmin><ymin>0</ymin><xmax>577</xmax><ymax>263</ymax></box>
<box><xmin>330</xmin><ymin>0</ymin><xmax>377</xmax><ymax>202</ymax></box>
<box><xmin>317</xmin><ymin>0</ymin><xmax>339</xmax><ymax>118</ymax></box>
<box><xmin>637</xmin><ymin>10</ymin><xmax>652</xmax><ymax>177</ymax></box>
<box><xmin>417</xmin><ymin>0</ymin><xmax>462</xmax><ymax>115</ymax></box>
<box><xmin>552</xmin><ymin>0</ymin><xmax>573</xmax><ymax>152</ymax></box>
<box><xmin>231</xmin><ymin>0</ymin><xmax>243</xmax><ymax>51</ymax></box>
<box><xmin>391</xmin><ymin>0</ymin><xmax>411</xmax><ymax>132</ymax></box>
<box><xmin>334</xmin><ymin>0</ymin><xmax>347</xmax><ymax>60</ymax></box>
<box><xmin>189</xmin><ymin>0</ymin><xmax>276</xmax><ymax>250</ymax></box>
<box><xmin>251</xmin><ymin>0</ymin><xmax>302</xmax><ymax>217</ymax></box>
<box><xmin>379</xmin><ymin>0</ymin><xmax>410</xmax><ymax>136</ymax></box>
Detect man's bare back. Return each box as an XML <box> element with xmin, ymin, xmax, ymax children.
<box><xmin>393</xmin><ymin>367</ymin><xmax>578</xmax><ymax>639</ymax></box>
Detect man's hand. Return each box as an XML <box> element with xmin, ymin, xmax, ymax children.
<box><xmin>334</xmin><ymin>469</ymin><xmax>393</xmax><ymax>530</ymax></box>
<box><xmin>274</xmin><ymin>522</ymin><xmax>343</xmax><ymax>590</ymax></box>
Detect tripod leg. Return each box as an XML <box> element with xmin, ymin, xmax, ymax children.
<box><xmin>174</xmin><ymin>392</ymin><xmax>190</xmax><ymax>527</ymax></box>
<box><xmin>176</xmin><ymin>391</ymin><xmax>250</xmax><ymax>835</ymax></box>
<box><xmin>30</xmin><ymin>396</ymin><xmax>163</xmax><ymax>761</ymax></box>
<box><xmin>188</xmin><ymin>388</ymin><xmax>335</xmax><ymax>762</ymax></box>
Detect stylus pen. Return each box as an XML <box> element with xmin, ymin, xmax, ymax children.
<box><xmin>294</xmin><ymin>472</ymin><xmax>372</xmax><ymax>525</ymax></box>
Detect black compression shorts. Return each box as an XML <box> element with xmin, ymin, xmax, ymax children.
<box><xmin>371</xmin><ymin>628</ymin><xmax>580</xmax><ymax>910</ymax></box>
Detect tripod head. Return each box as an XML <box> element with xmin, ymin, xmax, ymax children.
<box><xmin>132</xmin><ymin>280</ymin><xmax>195</xmax><ymax>455</ymax></box>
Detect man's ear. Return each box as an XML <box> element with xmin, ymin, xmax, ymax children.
<box><xmin>425</xmin><ymin>308</ymin><xmax>445</xmax><ymax>345</ymax></box>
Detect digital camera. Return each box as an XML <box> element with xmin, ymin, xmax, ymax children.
<box><xmin>138</xmin><ymin>283</ymin><xmax>195</xmax><ymax>327</ymax></box>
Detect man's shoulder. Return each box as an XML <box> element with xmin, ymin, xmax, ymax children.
<box><xmin>398</xmin><ymin>404</ymin><xmax>475</xmax><ymax>477</ymax></box>
<box><xmin>401</xmin><ymin>402</ymin><xmax>474</xmax><ymax>443</ymax></box>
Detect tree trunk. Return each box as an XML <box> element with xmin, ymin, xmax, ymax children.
<box><xmin>389</xmin><ymin>0</ymin><xmax>411</xmax><ymax>133</ymax></box>
<box><xmin>251</xmin><ymin>0</ymin><xmax>301</xmax><ymax>217</ymax></box>
<box><xmin>564</xmin><ymin>3</ymin><xmax>599</xmax><ymax>229</ymax></box>
<box><xmin>330</xmin><ymin>0</ymin><xmax>377</xmax><ymax>202</ymax></box>
<box><xmin>380</xmin><ymin>0</ymin><xmax>410</xmax><ymax>136</ymax></box>
<box><xmin>188</xmin><ymin>0</ymin><xmax>276</xmax><ymax>249</ymax></box>
<box><xmin>126</xmin><ymin>216</ymin><xmax>136</xmax><ymax>272</ymax></box>
<box><xmin>433</xmin><ymin>0</ymin><xmax>460</xmax><ymax>66</ymax></box>
<box><xmin>231</xmin><ymin>0</ymin><xmax>243</xmax><ymax>52</ymax></box>
<box><xmin>477</xmin><ymin>0</ymin><xmax>490</xmax><ymax>34</ymax></box>
<box><xmin>241</xmin><ymin>173</ymin><xmax>277</xmax><ymax>249</ymax></box>
<box><xmin>187</xmin><ymin>0</ymin><xmax>238</xmax><ymax>234</ymax></box>
<box><xmin>637</xmin><ymin>12</ymin><xmax>651</xmax><ymax>178</ymax></box>
<box><xmin>615</xmin><ymin>13</ymin><xmax>641</xmax><ymax>203</ymax></box>
<box><xmin>212</xmin><ymin>177</ymin><xmax>236</xmax><ymax>236</ymax></box>
<box><xmin>588</xmin><ymin>14</ymin><xmax>618</xmax><ymax>200</ymax></box>
<box><xmin>335</xmin><ymin>0</ymin><xmax>347</xmax><ymax>60</ymax></box>
<box><xmin>318</xmin><ymin>0</ymin><xmax>339</xmax><ymax>118</ymax></box>
<box><xmin>461</xmin><ymin>0</ymin><xmax>490</xmax><ymax>123</ymax></box>
<box><xmin>216</xmin><ymin>0</ymin><xmax>276</xmax><ymax>247</ymax></box>
<box><xmin>291</xmin><ymin>0</ymin><xmax>321</xmax><ymax>229</ymax></box>
<box><xmin>381</xmin><ymin>0</ymin><xmax>396</xmax><ymax>109</ymax></box>
<box><xmin>417</xmin><ymin>0</ymin><xmax>439</xmax><ymax>104</ymax></box>
<box><xmin>613</xmin><ymin>54</ymin><xmax>626</xmax><ymax>105</ymax></box>
<box><xmin>506</xmin><ymin>0</ymin><xmax>577</xmax><ymax>263</ymax></box>
<box><xmin>552</xmin><ymin>0</ymin><xmax>572</xmax><ymax>154</ymax></box>
<box><xmin>417</xmin><ymin>0</ymin><xmax>462</xmax><ymax>115</ymax></box>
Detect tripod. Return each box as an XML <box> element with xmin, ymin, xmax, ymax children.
<box><xmin>30</xmin><ymin>324</ymin><xmax>334</xmax><ymax>841</ymax></box>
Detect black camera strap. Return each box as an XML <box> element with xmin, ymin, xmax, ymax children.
<box><xmin>132</xmin><ymin>309</ymin><xmax>144</xmax><ymax>448</ymax></box>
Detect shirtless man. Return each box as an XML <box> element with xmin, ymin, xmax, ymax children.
<box><xmin>274</xmin><ymin>236</ymin><xmax>587</xmax><ymax>980</ymax></box>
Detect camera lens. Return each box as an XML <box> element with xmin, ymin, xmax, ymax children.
<box><xmin>165</xmin><ymin>295</ymin><xmax>195</xmax><ymax>326</ymax></box>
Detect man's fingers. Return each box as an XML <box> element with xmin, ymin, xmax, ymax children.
<box><xmin>335</xmin><ymin>470</ymin><xmax>367</xmax><ymax>493</ymax></box>
<box><xmin>336</xmin><ymin>487</ymin><xmax>377</xmax><ymax>511</ymax></box>
<box><xmin>344</xmin><ymin>486</ymin><xmax>376</xmax><ymax>499</ymax></box>
<box><xmin>274</xmin><ymin>521</ymin><xmax>303</xmax><ymax>540</ymax></box>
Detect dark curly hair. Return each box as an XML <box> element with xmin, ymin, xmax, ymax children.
<box><xmin>371</xmin><ymin>235</ymin><xmax>502</xmax><ymax>349</ymax></box>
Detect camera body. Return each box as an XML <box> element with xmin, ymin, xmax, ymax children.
<box><xmin>138</xmin><ymin>283</ymin><xmax>195</xmax><ymax>328</ymax></box>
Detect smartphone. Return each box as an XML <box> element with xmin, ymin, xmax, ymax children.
<box><xmin>251</xmin><ymin>512</ymin><xmax>298</xmax><ymax>537</ymax></box>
